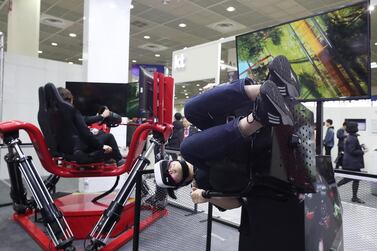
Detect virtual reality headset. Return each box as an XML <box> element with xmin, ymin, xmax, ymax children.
<box><xmin>154</xmin><ymin>160</ymin><xmax>190</xmax><ymax>188</ymax></box>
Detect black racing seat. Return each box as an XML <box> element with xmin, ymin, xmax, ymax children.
<box><xmin>43</xmin><ymin>83</ymin><xmax>105</xmax><ymax>164</ymax></box>
<box><xmin>38</xmin><ymin>86</ymin><xmax>59</xmax><ymax>156</ymax></box>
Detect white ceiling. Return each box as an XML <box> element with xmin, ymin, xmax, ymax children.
<box><xmin>0</xmin><ymin>0</ymin><xmax>375</xmax><ymax>73</ymax></box>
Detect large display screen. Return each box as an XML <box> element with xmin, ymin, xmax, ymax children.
<box><xmin>236</xmin><ymin>2</ymin><xmax>370</xmax><ymax>101</ymax></box>
<box><xmin>66</xmin><ymin>82</ymin><xmax>139</xmax><ymax>117</ymax></box>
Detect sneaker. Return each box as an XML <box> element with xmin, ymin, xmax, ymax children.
<box><xmin>116</xmin><ymin>159</ymin><xmax>126</xmax><ymax>167</ymax></box>
<box><xmin>351</xmin><ymin>197</ymin><xmax>365</xmax><ymax>204</ymax></box>
<box><xmin>267</xmin><ymin>55</ymin><xmax>300</xmax><ymax>98</ymax></box>
<box><xmin>253</xmin><ymin>80</ymin><xmax>294</xmax><ymax>126</ymax></box>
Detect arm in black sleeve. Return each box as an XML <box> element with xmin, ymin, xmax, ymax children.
<box><xmin>84</xmin><ymin>115</ymin><xmax>103</xmax><ymax>125</ymax></box>
<box><xmin>73</xmin><ymin>110</ymin><xmax>103</xmax><ymax>150</ymax></box>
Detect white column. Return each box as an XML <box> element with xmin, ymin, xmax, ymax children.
<box><xmin>7</xmin><ymin>0</ymin><xmax>40</xmax><ymax>57</ymax></box>
<box><xmin>83</xmin><ymin>0</ymin><xmax>131</xmax><ymax>83</ymax></box>
<box><xmin>81</xmin><ymin>0</ymin><xmax>132</xmax><ymax>193</ymax></box>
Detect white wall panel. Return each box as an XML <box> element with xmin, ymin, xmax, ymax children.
<box><xmin>172</xmin><ymin>41</ymin><xmax>220</xmax><ymax>84</ymax></box>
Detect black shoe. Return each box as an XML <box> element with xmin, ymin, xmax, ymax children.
<box><xmin>116</xmin><ymin>159</ymin><xmax>126</xmax><ymax>167</ymax></box>
<box><xmin>267</xmin><ymin>55</ymin><xmax>300</xmax><ymax>98</ymax></box>
<box><xmin>253</xmin><ymin>80</ymin><xmax>294</xmax><ymax>126</ymax></box>
<box><xmin>351</xmin><ymin>197</ymin><xmax>365</xmax><ymax>204</ymax></box>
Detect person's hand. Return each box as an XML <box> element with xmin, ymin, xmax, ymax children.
<box><xmin>103</xmin><ymin>145</ymin><xmax>112</xmax><ymax>153</ymax></box>
<box><xmin>101</xmin><ymin>108</ymin><xmax>110</xmax><ymax>118</ymax></box>
<box><xmin>191</xmin><ymin>187</ymin><xmax>208</xmax><ymax>204</ymax></box>
<box><xmin>202</xmin><ymin>83</ymin><xmax>218</xmax><ymax>92</ymax></box>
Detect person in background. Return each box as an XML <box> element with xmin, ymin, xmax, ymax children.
<box><xmin>182</xmin><ymin>117</ymin><xmax>198</xmax><ymax>140</ymax></box>
<box><xmin>166</xmin><ymin>112</ymin><xmax>184</xmax><ymax>160</ymax></box>
<box><xmin>58</xmin><ymin>87</ymin><xmax>125</xmax><ymax>166</ymax></box>
<box><xmin>323</xmin><ymin>119</ymin><xmax>334</xmax><ymax>156</ymax></box>
<box><xmin>335</xmin><ymin>121</ymin><xmax>347</xmax><ymax>169</ymax></box>
<box><xmin>336</xmin><ymin>122</ymin><xmax>365</xmax><ymax>204</ymax></box>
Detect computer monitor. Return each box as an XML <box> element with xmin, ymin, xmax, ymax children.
<box><xmin>236</xmin><ymin>1</ymin><xmax>370</xmax><ymax>101</ymax></box>
<box><xmin>66</xmin><ymin>81</ymin><xmax>138</xmax><ymax>117</ymax></box>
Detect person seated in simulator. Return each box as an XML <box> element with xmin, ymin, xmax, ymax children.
<box><xmin>57</xmin><ymin>87</ymin><xmax>125</xmax><ymax>166</ymax></box>
<box><xmin>154</xmin><ymin>55</ymin><xmax>300</xmax><ymax>209</ymax></box>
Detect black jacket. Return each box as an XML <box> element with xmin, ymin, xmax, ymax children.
<box><xmin>167</xmin><ymin>120</ymin><xmax>184</xmax><ymax>149</ymax></box>
<box><xmin>342</xmin><ymin>133</ymin><xmax>364</xmax><ymax>170</ymax></box>
<box><xmin>336</xmin><ymin>128</ymin><xmax>346</xmax><ymax>151</ymax></box>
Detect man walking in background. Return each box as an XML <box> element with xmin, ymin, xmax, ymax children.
<box><xmin>323</xmin><ymin>119</ymin><xmax>334</xmax><ymax>156</ymax></box>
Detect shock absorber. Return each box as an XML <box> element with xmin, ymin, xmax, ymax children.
<box><xmin>88</xmin><ymin>140</ymin><xmax>158</xmax><ymax>250</ymax></box>
<box><xmin>4</xmin><ymin>136</ymin><xmax>75</xmax><ymax>250</ymax></box>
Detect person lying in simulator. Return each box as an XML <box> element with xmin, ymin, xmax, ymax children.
<box><xmin>154</xmin><ymin>55</ymin><xmax>300</xmax><ymax>209</ymax></box>
<box><xmin>57</xmin><ymin>87</ymin><xmax>125</xmax><ymax>166</ymax></box>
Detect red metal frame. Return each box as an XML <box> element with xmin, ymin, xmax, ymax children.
<box><xmin>0</xmin><ymin>74</ymin><xmax>175</xmax><ymax>250</ymax></box>
<box><xmin>0</xmin><ymin>120</ymin><xmax>171</xmax><ymax>177</ymax></box>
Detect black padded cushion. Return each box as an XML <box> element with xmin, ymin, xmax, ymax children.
<box><xmin>43</xmin><ymin>83</ymin><xmax>104</xmax><ymax>163</ymax></box>
<box><xmin>38</xmin><ymin>86</ymin><xmax>58</xmax><ymax>156</ymax></box>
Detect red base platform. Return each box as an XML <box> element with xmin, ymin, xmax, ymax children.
<box><xmin>54</xmin><ymin>193</ymin><xmax>135</xmax><ymax>239</ymax></box>
<box><xmin>13</xmin><ymin>193</ymin><xmax>168</xmax><ymax>250</ymax></box>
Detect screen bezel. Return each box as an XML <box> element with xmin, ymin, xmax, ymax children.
<box><xmin>235</xmin><ymin>1</ymin><xmax>371</xmax><ymax>102</ymax></box>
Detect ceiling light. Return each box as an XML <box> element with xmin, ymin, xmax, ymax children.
<box><xmin>184</xmin><ymin>93</ymin><xmax>188</xmax><ymax>95</ymax></box>
<box><xmin>182</xmin><ymin>85</ymin><xmax>185</xmax><ymax>88</ymax></box>
<box><xmin>371</xmin><ymin>62</ymin><xmax>377</xmax><ymax>68</ymax></box>
<box><xmin>375</xmin><ymin>42</ymin><xmax>377</xmax><ymax>46</ymax></box>
<box><xmin>155</xmin><ymin>54</ymin><xmax>160</xmax><ymax>57</ymax></box>
<box><xmin>226</xmin><ymin>6</ymin><xmax>235</xmax><ymax>12</ymax></box>
<box><xmin>369</xmin><ymin>5</ymin><xmax>375</xmax><ymax>11</ymax></box>
<box><xmin>38</xmin><ymin>50</ymin><xmax>43</xmax><ymax>54</ymax></box>
<box><xmin>220</xmin><ymin>60</ymin><xmax>224</xmax><ymax>64</ymax></box>
<box><xmin>184</xmin><ymin>89</ymin><xmax>187</xmax><ymax>92</ymax></box>
<box><xmin>199</xmin><ymin>88</ymin><xmax>203</xmax><ymax>91</ymax></box>
<box><xmin>178</xmin><ymin>23</ymin><xmax>186</xmax><ymax>28</ymax></box>
<box><xmin>132</xmin><ymin>59</ymin><xmax>137</xmax><ymax>63</ymax></box>
<box><xmin>69</xmin><ymin>33</ymin><xmax>77</xmax><ymax>38</ymax></box>
<box><xmin>78</xmin><ymin>58</ymin><xmax>83</xmax><ymax>61</ymax></box>
<box><xmin>144</xmin><ymin>35</ymin><xmax>150</xmax><ymax>39</ymax></box>
<box><xmin>196</xmin><ymin>84</ymin><xmax>200</xmax><ymax>87</ymax></box>
<box><xmin>51</xmin><ymin>42</ymin><xmax>58</xmax><ymax>46</ymax></box>
<box><xmin>68</xmin><ymin>62</ymin><xmax>73</xmax><ymax>64</ymax></box>
<box><xmin>186</xmin><ymin>96</ymin><xmax>189</xmax><ymax>99</ymax></box>
<box><xmin>130</xmin><ymin>4</ymin><xmax>134</xmax><ymax>9</ymax></box>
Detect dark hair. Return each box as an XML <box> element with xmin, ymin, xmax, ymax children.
<box><xmin>174</xmin><ymin>112</ymin><xmax>182</xmax><ymax>121</ymax></box>
<box><xmin>326</xmin><ymin>119</ymin><xmax>333</xmax><ymax>125</ymax></box>
<box><xmin>343</xmin><ymin>121</ymin><xmax>347</xmax><ymax>126</ymax></box>
<box><xmin>346</xmin><ymin>121</ymin><xmax>358</xmax><ymax>134</ymax></box>
<box><xmin>57</xmin><ymin>87</ymin><xmax>73</xmax><ymax>103</ymax></box>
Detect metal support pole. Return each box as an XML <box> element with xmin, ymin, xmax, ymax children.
<box><xmin>316</xmin><ymin>101</ymin><xmax>323</xmax><ymax>155</ymax></box>
<box><xmin>206</xmin><ymin>203</ymin><xmax>213</xmax><ymax>251</ymax></box>
<box><xmin>133</xmin><ymin>170</ymin><xmax>143</xmax><ymax>251</ymax></box>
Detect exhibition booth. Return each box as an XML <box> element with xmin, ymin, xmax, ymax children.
<box><xmin>0</xmin><ymin>0</ymin><xmax>377</xmax><ymax>251</ymax></box>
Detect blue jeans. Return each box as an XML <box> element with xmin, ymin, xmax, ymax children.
<box><xmin>180</xmin><ymin>78</ymin><xmax>254</xmax><ymax>189</ymax></box>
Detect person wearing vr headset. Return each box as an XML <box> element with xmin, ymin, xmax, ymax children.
<box><xmin>154</xmin><ymin>55</ymin><xmax>299</xmax><ymax>209</ymax></box>
<box><xmin>58</xmin><ymin>87</ymin><xmax>125</xmax><ymax>166</ymax></box>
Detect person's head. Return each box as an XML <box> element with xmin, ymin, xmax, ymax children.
<box><xmin>174</xmin><ymin>112</ymin><xmax>183</xmax><ymax>121</ymax></box>
<box><xmin>154</xmin><ymin>159</ymin><xmax>193</xmax><ymax>188</ymax></box>
<box><xmin>325</xmin><ymin>119</ymin><xmax>333</xmax><ymax>127</ymax></box>
<box><xmin>182</xmin><ymin>117</ymin><xmax>190</xmax><ymax>128</ymax></box>
<box><xmin>346</xmin><ymin>121</ymin><xmax>358</xmax><ymax>134</ymax></box>
<box><xmin>342</xmin><ymin>121</ymin><xmax>347</xmax><ymax>129</ymax></box>
<box><xmin>57</xmin><ymin>87</ymin><xmax>73</xmax><ymax>104</ymax></box>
